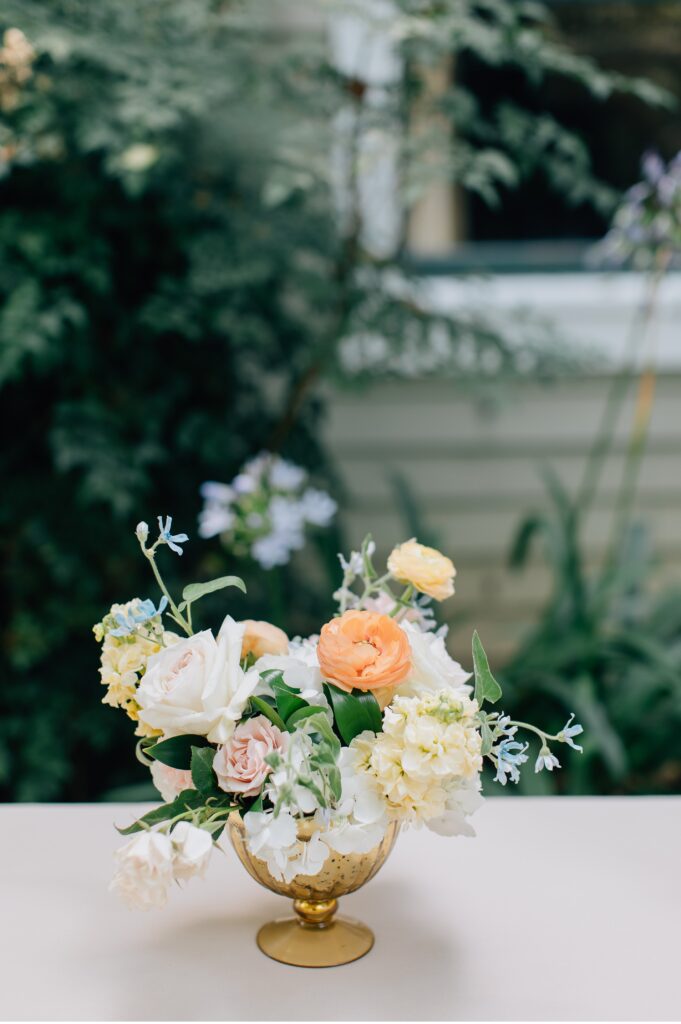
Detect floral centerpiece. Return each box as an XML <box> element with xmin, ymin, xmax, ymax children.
<box><xmin>96</xmin><ymin>517</ymin><xmax>582</xmax><ymax>965</ymax></box>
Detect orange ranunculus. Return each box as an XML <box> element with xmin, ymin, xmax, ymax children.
<box><xmin>317</xmin><ymin>610</ymin><xmax>411</xmax><ymax>694</ymax></box>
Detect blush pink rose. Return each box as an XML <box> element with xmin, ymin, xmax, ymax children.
<box><xmin>150</xmin><ymin>760</ymin><xmax>194</xmax><ymax>803</ymax></box>
<box><xmin>213</xmin><ymin>715</ymin><xmax>287</xmax><ymax>797</ymax></box>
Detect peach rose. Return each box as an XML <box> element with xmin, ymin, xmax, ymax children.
<box><xmin>387</xmin><ymin>539</ymin><xmax>456</xmax><ymax>601</ymax></box>
<box><xmin>213</xmin><ymin>715</ymin><xmax>287</xmax><ymax>797</ymax></box>
<box><xmin>317</xmin><ymin>610</ymin><xmax>411</xmax><ymax>694</ymax></box>
<box><xmin>241</xmin><ymin>620</ymin><xmax>289</xmax><ymax>660</ymax></box>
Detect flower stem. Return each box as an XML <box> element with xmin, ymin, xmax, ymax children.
<box><xmin>144</xmin><ymin>549</ymin><xmax>192</xmax><ymax>636</ymax></box>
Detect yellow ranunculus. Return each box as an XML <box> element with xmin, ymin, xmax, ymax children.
<box><xmin>387</xmin><ymin>539</ymin><xmax>456</xmax><ymax>601</ymax></box>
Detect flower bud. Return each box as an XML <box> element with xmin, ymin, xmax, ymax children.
<box><xmin>135</xmin><ymin>521</ymin><xmax>149</xmax><ymax>543</ymax></box>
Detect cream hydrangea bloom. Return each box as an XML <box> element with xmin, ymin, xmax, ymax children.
<box><xmin>387</xmin><ymin>539</ymin><xmax>456</xmax><ymax>601</ymax></box>
<box><xmin>351</xmin><ymin>690</ymin><xmax>482</xmax><ymax>825</ymax></box>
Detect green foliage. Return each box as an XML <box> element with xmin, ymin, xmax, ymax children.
<box><xmin>249</xmin><ymin>697</ymin><xmax>287</xmax><ymax>733</ymax></box>
<box><xmin>502</xmin><ymin>474</ymin><xmax>681</xmax><ymax>795</ymax></box>
<box><xmin>180</xmin><ymin>576</ymin><xmax>246</xmax><ymax>610</ymax></box>
<box><xmin>115</xmin><ymin>789</ymin><xmax>206</xmax><ymax>836</ymax></box>
<box><xmin>147</xmin><ymin>735</ymin><xmax>210</xmax><ymax>770</ymax></box>
<box><xmin>324</xmin><ymin>683</ymin><xmax>382</xmax><ymax>745</ymax></box>
<box><xmin>190</xmin><ymin>746</ymin><xmax>219</xmax><ymax>796</ymax></box>
<box><xmin>0</xmin><ymin>0</ymin><xmax>662</xmax><ymax>801</ymax></box>
<box><xmin>472</xmin><ymin>631</ymin><xmax>502</xmax><ymax>707</ymax></box>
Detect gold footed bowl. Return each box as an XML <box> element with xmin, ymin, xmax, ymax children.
<box><xmin>228</xmin><ymin>812</ymin><xmax>399</xmax><ymax>968</ymax></box>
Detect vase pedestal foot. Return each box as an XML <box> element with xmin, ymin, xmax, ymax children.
<box><xmin>256</xmin><ymin>898</ymin><xmax>374</xmax><ymax>967</ymax></box>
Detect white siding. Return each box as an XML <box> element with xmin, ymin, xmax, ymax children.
<box><xmin>323</xmin><ymin>373</ymin><xmax>681</xmax><ymax>661</ymax></box>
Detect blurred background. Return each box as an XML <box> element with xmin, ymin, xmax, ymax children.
<box><xmin>2</xmin><ymin>0</ymin><xmax>680</xmax><ymax>802</ymax></box>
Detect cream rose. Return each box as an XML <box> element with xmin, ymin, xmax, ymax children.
<box><xmin>213</xmin><ymin>715</ymin><xmax>287</xmax><ymax>796</ymax></box>
<box><xmin>170</xmin><ymin>822</ymin><xmax>213</xmax><ymax>881</ymax></box>
<box><xmin>110</xmin><ymin>831</ymin><xmax>174</xmax><ymax>911</ymax></box>
<box><xmin>387</xmin><ymin>539</ymin><xmax>456</xmax><ymax>601</ymax></box>
<box><xmin>136</xmin><ymin>616</ymin><xmax>257</xmax><ymax>743</ymax></box>
<box><xmin>241</xmin><ymin>619</ymin><xmax>289</xmax><ymax>660</ymax></box>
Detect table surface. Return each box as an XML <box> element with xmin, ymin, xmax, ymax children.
<box><xmin>1</xmin><ymin>797</ymin><xmax>679</xmax><ymax>1022</ymax></box>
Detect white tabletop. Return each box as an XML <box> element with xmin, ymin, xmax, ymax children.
<box><xmin>1</xmin><ymin>798</ymin><xmax>679</xmax><ymax>1021</ymax></box>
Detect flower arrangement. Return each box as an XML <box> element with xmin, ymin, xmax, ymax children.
<box><xmin>97</xmin><ymin>520</ymin><xmax>582</xmax><ymax>910</ymax></box>
<box><xmin>198</xmin><ymin>452</ymin><xmax>337</xmax><ymax>568</ymax></box>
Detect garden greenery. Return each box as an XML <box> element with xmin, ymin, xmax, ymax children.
<box><xmin>0</xmin><ymin>0</ymin><xmax>665</xmax><ymax>800</ymax></box>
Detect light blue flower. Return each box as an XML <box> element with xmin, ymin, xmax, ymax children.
<box><xmin>493</xmin><ymin>739</ymin><xmax>528</xmax><ymax>786</ymax></box>
<box><xmin>110</xmin><ymin>597</ymin><xmax>168</xmax><ymax>637</ymax></box>
<box><xmin>557</xmin><ymin>713</ymin><xmax>584</xmax><ymax>752</ymax></box>
<box><xmin>157</xmin><ymin>515</ymin><xmax>189</xmax><ymax>555</ymax></box>
<box><xmin>535</xmin><ymin>748</ymin><xmax>561</xmax><ymax>773</ymax></box>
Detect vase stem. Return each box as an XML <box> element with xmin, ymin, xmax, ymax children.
<box><xmin>293</xmin><ymin>898</ymin><xmax>338</xmax><ymax>929</ymax></box>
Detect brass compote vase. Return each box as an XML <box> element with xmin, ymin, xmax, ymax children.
<box><xmin>228</xmin><ymin>812</ymin><xmax>399</xmax><ymax>967</ymax></box>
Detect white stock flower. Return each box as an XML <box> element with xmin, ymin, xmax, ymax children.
<box><xmin>395</xmin><ymin>622</ymin><xmax>471</xmax><ymax>698</ymax></box>
<box><xmin>136</xmin><ymin>616</ymin><xmax>257</xmax><ymax>743</ymax></box>
<box><xmin>425</xmin><ymin>777</ymin><xmax>484</xmax><ymax>838</ymax></box>
<box><xmin>110</xmin><ymin>831</ymin><xmax>174</xmax><ymax>910</ymax></box>
<box><xmin>170</xmin><ymin>822</ymin><xmax>213</xmax><ymax>881</ymax></box>
<box><xmin>350</xmin><ymin>690</ymin><xmax>483</xmax><ymax>826</ymax></box>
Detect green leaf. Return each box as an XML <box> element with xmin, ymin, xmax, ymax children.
<box><xmin>324</xmin><ymin>684</ymin><xmax>382</xmax><ymax>745</ymax></box>
<box><xmin>250</xmin><ymin>695</ymin><xmax>287</xmax><ymax>732</ymax></box>
<box><xmin>472</xmin><ymin>631</ymin><xmax>502</xmax><ymax>706</ymax></box>
<box><xmin>246</xmin><ymin>794</ymin><xmax>264</xmax><ymax>815</ymax></box>
<box><xmin>260</xmin><ymin>669</ymin><xmax>308</xmax><ymax>722</ymax></box>
<box><xmin>181</xmin><ymin>575</ymin><xmax>246</xmax><ymax>606</ymax></box>
<box><xmin>191</xmin><ymin>745</ymin><xmax>218</xmax><ymax>795</ymax></box>
<box><xmin>115</xmin><ymin>789</ymin><xmax>203</xmax><ymax>835</ymax></box>
<box><xmin>286</xmin><ymin>705</ymin><xmax>324</xmax><ymax>731</ymax></box>
<box><xmin>147</xmin><ymin>734</ymin><xmax>211</xmax><ymax>769</ymax></box>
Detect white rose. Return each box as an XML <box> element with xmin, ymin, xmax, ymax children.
<box><xmin>396</xmin><ymin>622</ymin><xmax>471</xmax><ymax>697</ymax></box>
<box><xmin>136</xmin><ymin>616</ymin><xmax>257</xmax><ymax>743</ymax></box>
<box><xmin>110</xmin><ymin>831</ymin><xmax>174</xmax><ymax>911</ymax></box>
<box><xmin>171</xmin><ymin>822</ymin><xmax>213</xmax><ymax>881</ymax></box>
